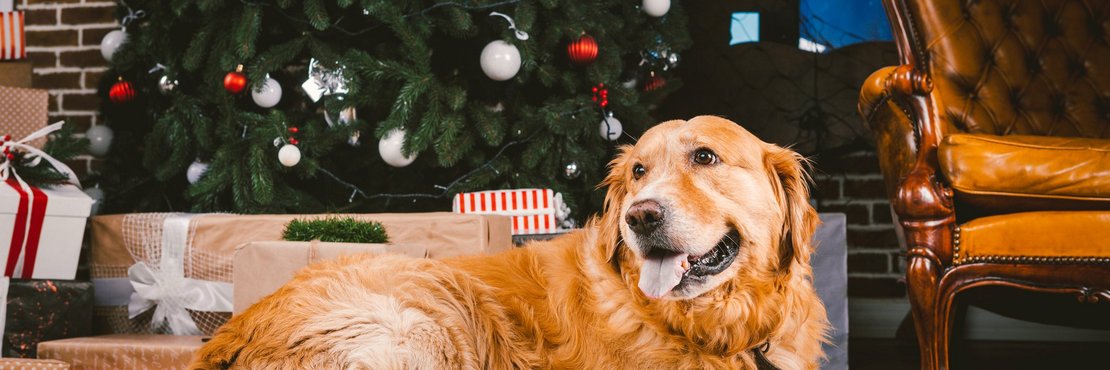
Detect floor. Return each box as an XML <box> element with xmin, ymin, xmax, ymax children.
<box><xmin>849</xmin><ymin>338</ymin><xmax>1110</xmax><ymax>369</ymax></box>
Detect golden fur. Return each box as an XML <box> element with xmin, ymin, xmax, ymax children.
<box><xmin>191</xmin><ymin>116</ymin><xmax>829</xmax><ymax>369</ymax></box>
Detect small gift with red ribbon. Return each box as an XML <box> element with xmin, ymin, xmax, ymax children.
<box><xmin>452</xmin><ymin>189</ymin><xmax>572</xmax><ymax>235</ymax></box>
<box><xmin>0</xmin><ymin>122</ymin><xmax>92</xmax><ymax>280</ymax></box>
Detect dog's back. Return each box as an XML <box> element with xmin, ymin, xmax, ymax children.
<box><xmin>189</xmin><ymin>253</ymin><xmax>537</xmax><ymax>369</ymax></box>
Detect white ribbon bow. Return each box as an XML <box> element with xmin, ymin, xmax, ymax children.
<box><xmin>127</xmin><ymin>262</ymin><xmax>233</xmax><ymax>335</ymax></box>
<box><xmin>126</xmin><ymin>214</ymin><xmax>232</xmax><ymax>335</ymax></box>
<box><xmin>0</xmin><ymin>121</ymin><xmax>81</xmax><ymax>188</ymax></box>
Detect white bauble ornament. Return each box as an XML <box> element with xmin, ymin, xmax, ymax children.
<box><xmin>278</xmin><ymin>144</ymin><xmax>301</xmax><ymax>167</ymax></box>
<box><xmin>642</xmin><ymin>0</ymin><xmax>671</xmax><ymax>17</ymax></box>
<box><xmin>599</xmin><ymin>115</ymin><xmax>623</xmax><ymax>141</ymax></box>
<box><xmin>83</xmin><ymin>186</ymin><xmax>105</xmax><ymax>216</ymax></box>
<box><xmin>480</xmin><ymin>40</ymin><xmax>521</xmax><ymax>81</ymax></box>
<box><xmin>100</xmin><ymin>29</ymin><xmax>127</xmax><ymax>62</ymax></box>
<box><xmin>186</xmin><ymin>161</ymin><xmax>210</xmax><ymax>184</ymax></box>
<box><xmin>86</xmin><ymin>125</ymin><xmax>114</xmax><ymax>157</ymax></box>
<box><xmin>378</xmin><ymin>129</ymin><xmax>417</xmax><ymax>167</ymax></box>
<box><xmin>251</xmin><ymin>76</ymin><xmax>282</xmax><ymax>108</ymax></box>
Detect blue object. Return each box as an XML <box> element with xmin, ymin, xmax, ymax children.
<box><xmin>800</xmin><ymin>0</ymin><xmax>892</xmax><ymax>52</ymax></box>
<box><xmin>730</xmin><ymin>12</ymin><xmax>760</xmax><ymax>45</ymax></box>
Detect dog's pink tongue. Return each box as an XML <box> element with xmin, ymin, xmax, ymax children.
<box><xmin>638</xmin><ymin>252</ymin><xmax>688</xmax><ymax>299</ymax></box>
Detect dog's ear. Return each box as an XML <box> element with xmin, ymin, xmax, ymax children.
<box><xmin>764</xmin><ymin>145</ymin><xmax>819</xmax><ymax>274</ymax></box>
<box><xmin>597</xmin><ymin>146</ymin><xmax>633</xmax><ymax>268</ymax></box>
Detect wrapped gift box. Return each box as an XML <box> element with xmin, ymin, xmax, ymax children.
<box><xmin>453</xmin><ymin>189</ymin><xmax>572</xmax><ymax>235</ymax></box>
<box><xmin>37</xmin><ymin>334</ymin><xmax>203</xmax><ymax>370</ymax></box>
<box><xmin>0</xmin><ymin>185</ymin><xmax>92</xmax><ymax>280</ymax></box>
<box><xmin>0</xmin><ymin>11</ymin><xmax>25</xmax><ymax>61</ymax></box>
<box><xmin>2</xmin><ymin>279</ymin><xmax>93</xmax><ymax>358</ymax></box>
<box><xmin>90</xmin><ymin>213</ymin><xmax>510</xmax><ymax>336</ymax></box>
<box><xmin>0</xmin><ymin>61</ymin><xmax>31</xmax><ymax>88</ymax></box>
<box><xmin>233</xmin><ymin>240</ymin><xmax>427</xmax><ymax>314</ymax></box>
<box><xmin>0</xmin><ymin>358</ymin><xmax>69</xmax><ymax>370</ymax></box>
<box><xmin>0</xmin><ymin>87</ymin><xmax>48</xmax><ymax>150</ymax></box>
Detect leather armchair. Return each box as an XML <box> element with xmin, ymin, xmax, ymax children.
<box><xmin>858</xmin><ymin>1</ymin><xmax>1109</xmax><ymax>369</ymax></box>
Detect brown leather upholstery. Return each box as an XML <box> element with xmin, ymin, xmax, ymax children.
<box><xmin>939</xmin><ymin>134</ymin><xmax>1110</xmax><ymax>211</ymax></box>
<box><xmin>956</xmin><ymin>211</ymin><xmax>1110</xmax><ymax>264</ymax></box>
<box><xmin>860</xmin><ymin>2</ymin><xmax>1110</xmax><ymax>368</ymax></box>
<box><xmin>908</xmin><ymin>0</ymin><xmax>1110</xmax><ymax>138</ymax></box>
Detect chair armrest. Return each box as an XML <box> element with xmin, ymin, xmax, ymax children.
<box><xmin>859</xmin><ymin>65</ymin><xmax>956</xmax><ymax>263</ymax></box>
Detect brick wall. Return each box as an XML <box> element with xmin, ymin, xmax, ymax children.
<box><xmin>21</xmin><ymin>0</ymin><xmax>115</xmax><ymax>177</ymax></box>
<box><xmin>813</xmin><ymin>151</ymin><xmax>905</xmax><ymax>298</ymax></box>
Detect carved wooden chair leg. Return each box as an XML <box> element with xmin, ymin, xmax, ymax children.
<box><xmin>907</xmin><ymin>250</ymin><xmax>943</xmax><ymax>370</ymax></box>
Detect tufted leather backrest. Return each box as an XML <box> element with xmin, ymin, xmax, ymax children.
<box><xmin>898</xmin><ymin>0</ymin><xmax>1109</xmax><ymax>138</ymax></box>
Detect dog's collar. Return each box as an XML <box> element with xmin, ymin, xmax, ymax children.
<box><xmin>750</xmin><ymin>341</ymin><xmax>780</xmax><ymax>370</ymax></box>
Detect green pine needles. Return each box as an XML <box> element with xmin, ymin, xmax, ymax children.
<box><xmin>96</xmin><ymin>0</ymin><xmax>690</xmax><ymax>217</ymax></box>
<box><xmin>283</xmin><ymin>217</ymin><xmax>389</xmax><ymax>243</ymax></box>
<box><xmin>13</xmin><ymin>121</ymin><xmax>87</xmax><ymax>187</ymax></box>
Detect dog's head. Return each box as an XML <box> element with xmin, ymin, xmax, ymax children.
<box><xmin>600</xmin><ymin>116</ymin><xmax>817</xmax><ymax>300</ymax></box>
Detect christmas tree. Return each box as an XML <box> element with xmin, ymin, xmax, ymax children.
<box><xmin>94</xmin><ymin>0</ymin><xmax>689</xmax><ymax>218</ymax></box>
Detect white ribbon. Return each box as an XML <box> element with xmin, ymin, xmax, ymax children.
<box><xmin>0</xmin><ymin>121</ymin><xmax>81</xmax><ymax>188</ymax></box>
<box><xmin>126</xmin><ymin>214</ymin><xmax>232</xmax><ymax>335</ymax></box>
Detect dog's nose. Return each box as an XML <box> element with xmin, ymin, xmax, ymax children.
<box><xmin>626</xmin><ymin>199</ymin><xmax>665</xmax><ymax>235</ymax></box>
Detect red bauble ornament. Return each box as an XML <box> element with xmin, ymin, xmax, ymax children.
<box><xmin>567</xmin><ymin>34</ymin><xmax>599</xmax><ymax>65</ymax></box>
<box><xmin>109</xmin><ymin>78</ymin><xmax>136</xmax><ymax>103</ymax></box>
<box><xmin>223</xmin><ymin>64</ymin><xmax>247</xmax><ymax>94</ymax></box>
<box><xmin>643</xmin><ymin>73</ymin><xmax>666</xmax><ymax>92</ymax></box>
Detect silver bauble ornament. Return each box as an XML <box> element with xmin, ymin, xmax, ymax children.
<box><xmin>479</xmin><ymin>40</ymin><xmax>522</xmax><ymax>81</ymax></box>
<box><xmin>564</xmin><ymin>162</ymin><xmax>581</xmax><ymax>180</ymax></box>
<box><xmin>186</xmin><ymin>161</ymin><xmax>210</xmax><ymax>184</ymax></box>
<box><xmin>666</xmin><ymin>52</ymin><xmax>680</xmax><ymax>70</ymax></box>
<box><xmin>378</xmin><ymin>129</ymin><xmax>417</xmax><ymax>167</ymax></box>
<box><xmin>86</xmin><ymin>125</ymin><xmax>114</xmax><ymax>157</ymax></box>
<box><xmin>158</xmin><ymin>75</ymin><xmax>178</xmax><ymax>94</ymax></box>
<box><xmin>83</xmin><ymin>186</ymin><xmax>105</xmax><ymax>216</ymax></box>
<box><xmin>100</xmin><ymin>29</ymin><xmax>127</xmax><ymax>62</ymax></box>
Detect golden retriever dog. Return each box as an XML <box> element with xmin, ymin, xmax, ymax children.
<box><xmin>191</xmin><ymin>116</ymin><xmax>829</xmax><ymax>369</ymax></box>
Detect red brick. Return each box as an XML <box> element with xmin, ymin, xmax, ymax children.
<box><xmin>844</xmin><ymin>178</ymin><xmax>886</xmax><ymax>199</ymax></box>
<box><xmin>26</xmin><ymin>51</ymin><xmax>56</xmax><ymax>69</ymax></box>
<box><xmin>82</xmin><ymin>27</ymin><xmax>117</xmax><ymax>47</ymax></box>
<box><xmin>848</xmin><ymin>252</ymin><xmax>890</xmax><ymax>273</ymax></box>
<box><xmin>60</xmin><ymin>50</ymin><xmax>105</xmax><ymax>68</ymax></box>
<box><xmin>814</xmin><ymin>151</ymin><xmax>881</xmax><ymax>175</ymax></box>
<box><xmin>26</xmin><ymin>30</ymin><xmax>79</xmax><ymax>47</ymax></box>
<box><xmin>812</xmin><ymin>176</ymin><xmax>841</xmax><ymax>200</ymax></box>
<box><xmin>33</xmin><ymin>72</ymin><xmax>82</xmax><ymax>89</ymax></box>
<box><xmin>62</xmin><ymin>6</ymin><xmax>117</xmax><ymax>25</ymax></box>
<box><xmin>66</xmin><ymin>115</ymin><xmax>93</xmax><ymax>132</ymax></box>
<box><xmin>847</xmin><ymin>228</ymin><xmax>900</xmax><ymax>249</ymax></box>
<box><xmin>819</xmin><ymin>203</ymin><xmax>869</xmax><ymax>225</ymax></box>
<box><xmin>84</xmin><ymin>70</ymin><xmax>104</xmax><ymax>89</ymax></box>
<box><xmin>89</xmin><ymin>158</ymin><xmax>105</xmax><ymax>174</ymax></box>
<box><xmin>24</xmin><ymin>8</ymin><xmax>58</xmax><ymax>26</ymax></box>
<box><xmin>848</xmin><ymin>277</ymin><xmax>906</xmax><ymax>298</ymax></box>
<box><xmin>63</xmin><ymin>93</ymin><xmax>102</xmax><ymax>111</ymax></box>
<box><xmin>47</xmin><ymin>93</ymin><xmax>59</xmax><ymax>111</ymax></box>
<box><xmin>64</xmin><ymin>159</ymin><xmax>88</xmax><ymax>179</ymax></box>
<box><xmin>873</xmin><ymin>202</ymin><xmax>894</xmax><ymax>224</ymax></box>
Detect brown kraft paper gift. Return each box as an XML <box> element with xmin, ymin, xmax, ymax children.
<box><xmin>232</xmin><ymin>240</ymin><xmax>428</xmax><ymax>314</ymax></box>
<box><xmin>37</xmin><ymin>334</ymin><xmax>204</xmax><ymax>370</ymax></box>
<box><xmin>89</xmin><ymin>213</ymin><xmax>511</xmax><ymax>336</ymax></box>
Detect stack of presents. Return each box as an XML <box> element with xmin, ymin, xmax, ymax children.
<box><xmin>0</xmin><ymin>0</ymin><xmax>572</xmax><ymax>366</ymax></box>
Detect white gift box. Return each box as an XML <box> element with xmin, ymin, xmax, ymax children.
<box><xmin>0</xmin><ymin>183</ymin><xmax>91</xmax><ymax>280</ymax></box>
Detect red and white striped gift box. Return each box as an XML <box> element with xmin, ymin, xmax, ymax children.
<box><xmin>453</xmin><ymin>189</ymin><xmax>560</xmax><ymax>235</ymax></box>
<box><xmin>0</xmin><ymin>11</ymin><xmax>25</xmax><ymax>60</ymax></box>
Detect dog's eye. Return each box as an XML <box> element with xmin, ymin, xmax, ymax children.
<box><xmin>632</xmin><ymin>163</ymin><xmax>646</xmax><ymax>179</ymax></box>
<box><xmin>693</xmin><ymin>149</ymin><xmax>718</xmax><ymax>165</ymax></box>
